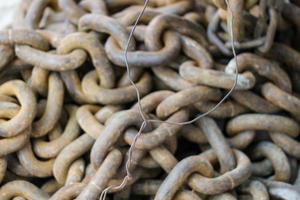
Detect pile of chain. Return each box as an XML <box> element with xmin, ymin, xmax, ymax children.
<box><xmin>0</xmin><ymin>0</ymin><xmax>300</xmax><ymax>199</ymax></box>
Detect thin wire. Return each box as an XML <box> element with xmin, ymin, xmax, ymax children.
<box><xmin>99</xmin><ymin>0</ymin><xmax>238</xmax><ymax>198</ymax></box>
